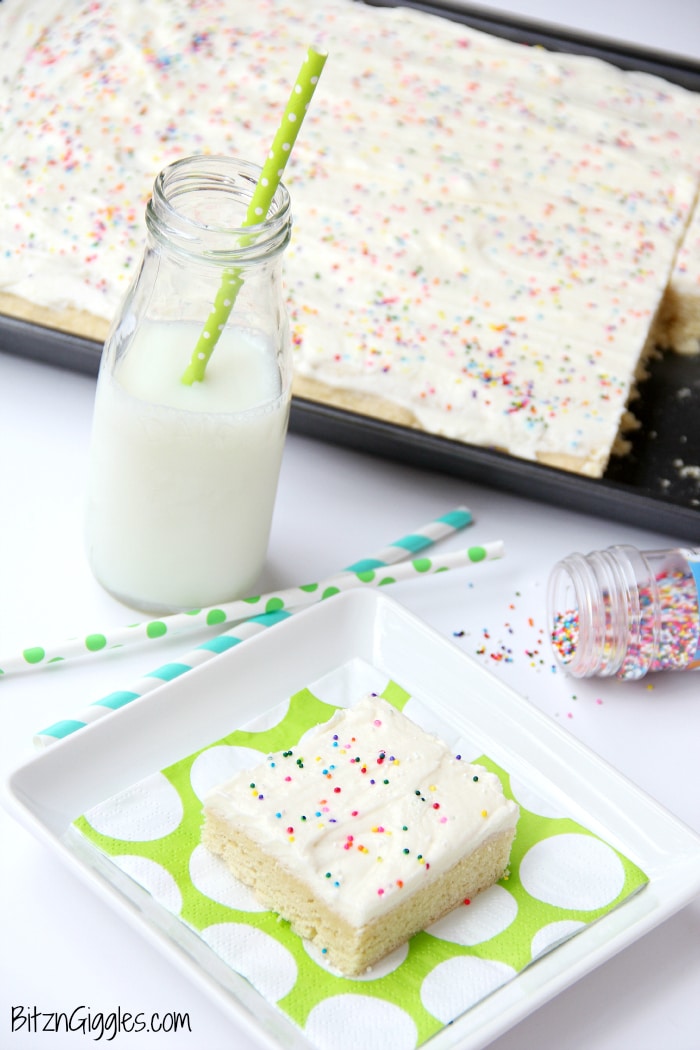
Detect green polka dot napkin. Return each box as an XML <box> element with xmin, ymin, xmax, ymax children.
<box><xmin>73</xmin><ymin>674</ymin><xmax>647</xmax><ymax>1050</ymax></box>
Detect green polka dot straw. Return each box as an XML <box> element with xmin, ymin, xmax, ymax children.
<box><xmin>11</xmin><ymin>508</ymin><xmax>474</xmax><ymax>678</ymax></box>
<box><xmin>20</xmin><ymin>538</ymin><xmax>503</xmax><ymax>683</ymax></box>
<box><xmin>181</xmin><ymin>45</ymin><xmax>328</xmax><ymax>385</ymax></box>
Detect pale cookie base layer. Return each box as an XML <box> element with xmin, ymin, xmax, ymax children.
<box><xmin>654</xmin><ymin>285</ymin><xmax>700</xmax><ymax>356</ymax></box>
<box><xmin>202</xmin><ymin>812</ymin><xmax>516</xmax><ymax>977</ymax></box>
<box><xmin>0</xmin><ymin>291</ymin><xmax>110</xmax><ymax>343</ymax></box>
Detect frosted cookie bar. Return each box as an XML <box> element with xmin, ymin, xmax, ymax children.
<box><xmin>202</xmin><ymin>694</ymin><xmax>518</xmax><ymax>976</ymax></box>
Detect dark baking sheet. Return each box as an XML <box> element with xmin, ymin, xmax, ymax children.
<box><xmin>2</xmin><ymin>1</ymin><xmax>700</xmax><ymax>540</ymax></box>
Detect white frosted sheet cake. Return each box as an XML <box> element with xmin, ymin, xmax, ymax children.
<box><xmin>1</xmin><ymin>0</ymin><xmax>699</xmax><ymax>476</ymax></box>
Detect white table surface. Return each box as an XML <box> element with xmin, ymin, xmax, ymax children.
<box><xmin>2</xmin><ymin>2</ymin><xmax>700</xmax><ymax>1048</ymax></box>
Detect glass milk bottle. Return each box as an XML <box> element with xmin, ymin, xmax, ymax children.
<box><xmin>85</xmin><ymin>155</ymin><xmax>292</xmax><ymax>612</ymax></box>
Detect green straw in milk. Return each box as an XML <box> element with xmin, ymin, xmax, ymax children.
<box><xmin>181</xmin><ymin>46</ymin><xmax>328</xmax><ymax>385</ymax></box>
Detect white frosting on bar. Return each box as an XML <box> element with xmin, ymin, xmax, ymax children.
<box><xmin>2</xmin><ymin>0</ymin><xmax>699</xmax><ymax>472</ymax></box>
<box><xmin>204</xmin><ymin>694</ymin><xmax>519</xmax><ymax>928</ymax></box>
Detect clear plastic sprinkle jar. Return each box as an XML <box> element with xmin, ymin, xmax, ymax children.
<box><xmin>548</xmin><ymin>545</ymin><xmax>700</xmax><ymax>679</ymax></box>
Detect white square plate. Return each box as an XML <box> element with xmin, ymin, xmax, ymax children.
<box><xmin>5</xmin><ymin>590</ymin><xmax>700</xmax><ymax>1050</ymax></box>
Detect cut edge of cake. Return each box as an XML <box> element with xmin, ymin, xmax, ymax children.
<box><xmin>202</xmin><ymin>811</ymin><xmax>516</xmax><ymax>976</ymax></box>
<box><xmin>201</xmin><ymin>694</ymin><xmax>519</xmax><ymax>977</ymax></box>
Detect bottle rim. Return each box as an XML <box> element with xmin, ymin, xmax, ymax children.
<box><xmin>145</xmin><ymin>155</ymin><xmax>292</xmax><ymax>264</ymax></box>
<box><xmin>547</xmin><ymin>545</ymin><xmax>653</xmax><ymax>679</ymax></box>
